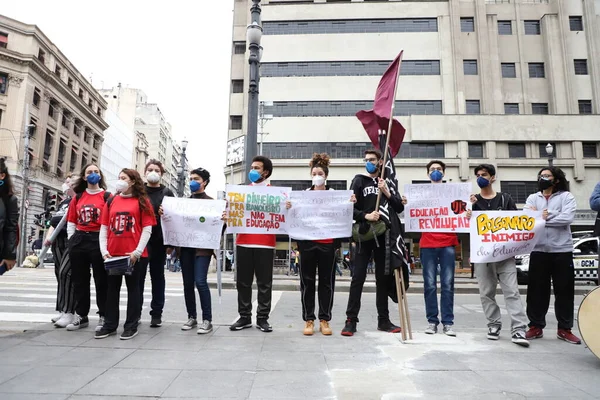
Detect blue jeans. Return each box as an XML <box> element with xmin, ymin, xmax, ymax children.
<box><xmin>180</xmin><ymin>249</ymin><xmax>212</xmax><ymax>321</ymax></box>
<box><xmin>421</xmin><ymin>247</ymin><xmax>456</xmax><ymax>326</ymax></box>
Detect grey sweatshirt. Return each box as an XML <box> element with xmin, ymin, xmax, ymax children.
<box><xmin>525</xmin><ymin>190</ymin><xmax>576</xmax><ymax>253</ymax></box>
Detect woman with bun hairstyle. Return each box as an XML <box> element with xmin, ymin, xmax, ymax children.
<box><xmin>286</xmin><ymin>153</ymin><xmax>355</xmax><ymax>336</ymax></box>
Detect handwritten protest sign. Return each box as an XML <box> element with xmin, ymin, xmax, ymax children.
<box><xmin>161</xmin><ymin>197</ymin><xmax>226</xmax><ymax>249</ymax></box>
<box><xmin>470</xmin><ymin>210</ymin><xmax>546</xmax><ymax>263</ymax></box>
<box><xmin>287</xmin><ymin>190</ymin><xmax>353</xmax><ymax>240</ymax></box>
<box><xmin>225</xmin><ymin>184</ymin><xmax>291</xmax><ymax>234</ymax></box>
<box><xmin>404</xmin><ymin>183</ymin><xmax>471</xmax><ymax>233</ymax></box>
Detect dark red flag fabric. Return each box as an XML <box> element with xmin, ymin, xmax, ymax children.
<box><xmin>356</xmin><ymin>51</ymin><xmax>406</xmax><ymax>157</ymax></box>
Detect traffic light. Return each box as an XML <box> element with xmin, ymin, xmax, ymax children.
<box><xmin>47</xmin><ymin>193</ymin><xmax>58</xmax><ymax>213</ymax></box>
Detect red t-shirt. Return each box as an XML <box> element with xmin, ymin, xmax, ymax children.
<box><xmin>100</xmin><ymin>196</ymin><xmax>156</xmax><ymax>258</ymax></box>
<box><xmin>419</xmin><ymin>232</ymin><xmax>459</xmax><ymax>249</ymax></box>
<box><xmin>67</xmin><ymin>191</ymin><xmax>111</xmax><ymax>232</ymax></box>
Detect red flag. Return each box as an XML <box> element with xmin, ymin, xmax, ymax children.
<box><xmin>356</xmin><ymin>51</ymin><xmax>406</xmax><ymax>157</ymax></box>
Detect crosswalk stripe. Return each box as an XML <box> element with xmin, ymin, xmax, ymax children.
<box><xmin>0</xmin><ymin>292</ymin><xmax>182</xmax><ymax>299</ymax></box>
<box><xmin>0</xmin><ymin>301</ymin><xmax>146</xmax><ymax>311</ymax></box>
<box><xmin>0</xmin><ymin>312</ymin><xmax>66</xmax><ymax>323</ymax></box>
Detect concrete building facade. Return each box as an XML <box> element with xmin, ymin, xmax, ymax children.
<box><xmin>0</xmin><ymin>14</ymin><xmax>107</xmax><ymax>241</ymax></box>
<box><xmin>226</xmin><ymin>0</ymin><xmax>600</xmax><ymax>265</ymax></box>
<box><xmin>100</xmin><ymin>109</ymin><xmax>134</xmax><ymax>193</ymax></box>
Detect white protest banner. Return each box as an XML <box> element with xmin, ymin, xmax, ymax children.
<box><xmin>404</xmin><ymin>183</ymin><xmax>471</xmax><ymax>233</ymax></box>
<box><xmin>287</xmin><ymin>190</ymin><xmax>353</xmax><ymax>240</ymax></box>
<box><xmin>470</xmin><ymin>210</ymin><xmax>546</xmax><ymax>263</ymax></box>
<box><xmin>161</xmin><ymin>197</ymin><xmax>226</xmax><ymax>249</ymax></box>
<box><xmin>225</xmin><ymin>184</ymin><xmax>291</xmax><ymax>234</ymax></box>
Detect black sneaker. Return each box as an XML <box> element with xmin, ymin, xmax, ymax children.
<box><xmin>150</xmin><ymin>316</ymin><xmax>162</xmax><ymax>328</ymax></box>
<box><xmin>512</xmin><ymin>331</ymin><xmax>530</xmax><ymax>347</ymax></box>
<box><xmin>94</xmin><ymin>328</ymin><xmax>117</xmax><ymax>339</ymax></box>
<box><xmin>229</xmin><ymin>317</ymin><xmax>252</xmax><ymax>331</ymax></box>
<box><xmin>341</xmin><ymin>318</ymin><xmax>357</xmax><ymax>336</ymax></box>
<box><xmin>487</xmin><ymin>326</ymin><xmax>501</xmax><ymax>340</ymax></box>
<box><xmin>378</xmin><ymin>319</ymin><xmax>402</xmax><ymax>333</ymax></box>
<box><xmin>120</xmin><ymin>329</ymin><xmax>139</xmax><ymax>340</ymax></box>
<box><xmin>256</xmin><ymin>319</ymin><xmax>273</xmax><ymax>333</ymax></box>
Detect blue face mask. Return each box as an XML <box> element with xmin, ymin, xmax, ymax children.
<box><xmin>87</xmin><ymin>172</ymin><xmax>101</xmax><ymax>185</ymax></box>
<box><xmin>190</xmin><ymin>180</ymin><xmax>201</xmax><ymax>193</ymax></box>
<box><xmin>477</xmin><ymin>176</ymin><xmax>490</xmax><ymax>188</ymax></box>
<box><xmin>430</xmin><ymin>170</ymin><xmax>443</xmax><ymax>182</ymax></box>
<box><xmin>248</xmin><ymin>169</ymin><xmax>261</xmax><ymax>183</ymax></box>
<box><xmin>365</xmin><ymin>162</ymin><xmax>378</xmax><ymax>174</ymax></box>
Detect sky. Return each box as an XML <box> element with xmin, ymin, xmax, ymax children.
<box><xmin>3</xmin><ymin>0</ymin><xmax>235</xmax><ymax>197</ymax></box>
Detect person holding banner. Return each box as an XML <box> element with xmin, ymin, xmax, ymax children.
<box><xmin>175</xmin><ymin>168</ymin><xmax>217</xmax><ymax>334</ymax></box>
<box><xmin>466</xmin><ymin>164</ymin><xmax>530</xmax><ymax>347</ymax></box>
<box><xmin>66</xmin><ymin>164</ymin><xmax>111</xmax><ymax>332</ymax></box>
<box><xmin>286</xmin><ymin>153</ymin><xmax>355</xmax><ymax>336</ymax></box>
<box><xmin>402</xmin><ymin>160</ymin><xmax>457</xmax><ymax>337</ymax></box>
<box><xmin>230</xmin><ymin>156</ymin><xmax>277</xmax><ymax>333</ymax></box>
<box><xmin>524</xmin><ymin>167</ymin><xmax>581</xmax><ymax>344</ymax></box>
<box><xmin>96</xmin><ymin>169</ymin><xmax>156</xmax><ymax>340</ymax></box>
<box><xmin>341</xmin><ymin>148</ymin><xmax>404</xmax><ymax>336</ymax></box>
<box><xmin>141</xmin><ymin>159</ymin><xmax>175</xmax><ymax>328</ymax></box>
<box><xmin>45</xmin><ymin>174</ymin><xmax>77</xmax><ymax>328</ymax></box>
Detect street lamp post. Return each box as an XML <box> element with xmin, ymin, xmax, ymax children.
<box><xmin>177</xmin><ymin>138</ymin><xmax>188</xmax><ymax>197</ymax></box>
<box><xmin>244</xmin><ymin>0</ymin><xmax>263</xmax><ymax>184</ymax></box>
<box><xmin>545</xmin><ymin>143</ymin><xmax>554</xmax><ymax>167</ymax></box>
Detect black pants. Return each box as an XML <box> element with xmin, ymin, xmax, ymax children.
<box><xmin>104</xmin><ymin>258</ymin><xmax>146</xmax><ymax>332</ymax></box>
<box><xmin>139</xmin><ymin>241</ymin><xmax>166</xmax><ymax>317</ymax></box>
<box><xmin>346</xmin><ymin>234</ymin><xmax>389</xmax><ymax>322</ymax></box>
<box><xmin>298</xmin><ymin>241</ymin><xmax>336</xmax><ymax>321</ymax></box>
<box><xmin>69</xmin><ymin>232</ymin><xmax>107</xmax><ymax>318</ymax></box>
<box><xmin>53</xmin><ymin>234</ymin><xmax>75</xmax><ymax>313</ymax></box>
<box><xmin>236</xmin><ymin>246</ymin><xmax>274</xmax><ymax>320</ymax></box>
<box><xmin>527</xmin><ymin>251</ymin><xmax>574</xmax><ymax>330</ymax></box>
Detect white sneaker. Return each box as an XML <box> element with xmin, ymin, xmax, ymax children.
<box><xmin>424</xmin><ymin>323</ymin><xmax>438</xmax><ymax>335</ymax></box>
<box><xmin>55</xmin><ymin>313</ymin><xmax>74</xmax><ymax>328</ymax></box>
<box><xmin>443</xmin><ymin>325</ymin><xmax>457</xmax><ymax>337</ymax></box>
<box><xmin>95</xmin><ymin>316</ymin><xmax>105</xmax><ymax>332</ymax></box>
<box><xmin>66</xmin><ymin>314</ymin><xmax>89</xmax><ymax>331</ymax></box>
<box><xmin>51</xmin><ymin>312</ymin><xmax>64</xmax><ymax>323</ymax></box>
<box><xmin>197</xmin><ymin>320</ymin><xmax>213</xmax><ymax>335</ymax></box>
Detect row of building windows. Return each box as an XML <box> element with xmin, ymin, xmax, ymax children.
<box><xmin>464</xmin><ymin>16</ymin><xmax>584</xmax><ymax>34</ymax></box>
<box><xmin>262</xmin><ymin>100</ymin><xmax>443</xmax><ymax>118</ymax></box>
<box><xmin>261</xmin><ymin>60</ymin><xmax>441</xmax><ymax>77</ymax></box>
<box><xmin>463</xmin><ymin>100</ymin><xmax>593</xmax><ymax>115</ymax></box>
<box><xmin>468</xmin><ymin>142</ymin><xmax>598</xmax><ymax>159</ymax></box>
<box><xmin>262</xmin><ymin>142</ymin><xmax>445</xmax><ymax>160</ymax></box>
<box><xmin>263</xmin><ymin>18</ymin><xmax>439</xmax><ymax>35</ymax></box>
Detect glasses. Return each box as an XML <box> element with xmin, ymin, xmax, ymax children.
<box><xmin>540</xmin><ymin>174</ymin><xmax>553</xmax><ymax>179</ymax></box>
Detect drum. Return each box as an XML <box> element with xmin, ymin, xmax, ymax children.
<box><xmin>578</xmin><ymin>286</ymin><xmax>600</xmax><ymax>359</ymax></box>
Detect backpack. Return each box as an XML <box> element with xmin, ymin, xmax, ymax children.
<box><xmin>75</xmin><ymin>191</ymin><xmax>111</xmax><ymax>203</ymax></box>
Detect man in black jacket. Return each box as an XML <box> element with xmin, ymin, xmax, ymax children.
<box><xmin>341</xmin><ymin>149</ymin><xmax>404</xmax><ymax>336</ymax></box>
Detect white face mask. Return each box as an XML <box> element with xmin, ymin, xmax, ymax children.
<box><xmin>312</xmin><ymin>175</ymin><xmax>326</xmax><ymax>187</ymax></box>
<box><xmin>61</xmin><ymin>183</ymin><xmax>70</xmax><ymax>194</ymax></box>
<box><xmin>115</xmin><ymin>180</ymin><xmax>130</xmax><ymax>193</ymax></box>
<box><xmin>146</xmin><ymin>171</ymin><xmax>160</xmax><ymax>184</ymax></box>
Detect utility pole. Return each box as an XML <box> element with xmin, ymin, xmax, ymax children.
<box><xmin>17</xmin><ymin>103</ymin><xmax>32</xmax><ymax>268</ymax></box>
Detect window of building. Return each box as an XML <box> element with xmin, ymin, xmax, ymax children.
<box><xmin>466</xmin><ymin>100</ymin><xmax>481</xmax><ymax>115</ymax></box>
<box><xmin>233</xmin><ymin>41</ymin><xmax>246</xmax><ymax>54</ymax></box>
<box><xmin>48</xmin><ymin>99</ymin><xmax>58</xmax><ymax>119</ymax></box>
<box><xmin>468</xmin><ymin>142</ymin><xmax>484</xmax><ymax>158</ymax></box>
<box><xmin>0</xmin><ymin>32</ymin><xmax>7</xmax><ymax>49</ymax></box>
<box><xmin>0</xmin><ymin>73</ymin><xmax>7</xmax><ymax>95</ymax></box>
<box><xmin>29</xmin><ymin>117</ymin><xmax>38</xmax><ymax>137</ymax></box>
<box><xmin>524</xmin><ymin>20</ymin><xmax>541</xmax><ymax>35</ymax></box>
<box><xmin>263</xmin><ymin>18</ymin><xmax>438</xmax><ymax>35</ymax></box>
<box><xmin>461</xmin><ymin>17</ymin><xmax>475</xmax><ymax>32</ymax></box>
<box><xmin>463</xmin><ymin>60</ymin><xmax>478</xmax><ymax>75</ymax></box>
<box><xmin>500</xmin><ymin>181</ymin><xmax>539</xmax><ymax>203</ymax></box>
<box><xmin>574</xmin><ymin>59</ymin><xmax>588</xmax><ymax>75</ymax></box>
<box><xmin>498</xmin><ymin>20</ymin><xmax>512</xmax><ymax>35</ymax></box>
<box><xmin>261</xmin><ymin>60</ymin><xmax>441</xmax><ymax>77</ymax></box>
<box><xmin>504</xmin><ymin>103</ymin><xmax>519</xmax><ymax>114</ymax></box>
<box><xmin>88</xmin><ymin>98</ymin><xmax>93</xmax><ymax>108</ymax></box>
<box><xmin>54</xmin><ymin>64</ymin><xmax>62</xmax><ymax>77</ymax></box>
<box><xmin>37</xmin><ymin>49</ymin><xmax>46</xmax><ymax>63</ymax></box>
<box><xmin>93</xmin><ymin>135</ymin><xmax>99</xmax><ymax>150</ymax></box>
<box><xmin>61</xmin><ymin>111</ymin><xmax>69</xmax><ymax>128</ymax></box>
<box><xmin>231</xmin><ymin>80</ymin><xmax>244</xmax><ymax>93</ymax></box>
<box><xmin>532</xmin><ymin>103</ymin><xmax>549</xmax><ymax>114</ymax></box>
<box><xmin>262</xmin><ymin>142</ymin><xmax>444</xmax><ymax>159</ymax></box>
<box><xmin>538</xmin><ymin>142</ymin><xmax>556</xmax><ymax>158</ymax></box>
<box><xmin>78</xmin><ymin>88</ymin><xmax>84</xmax><ymax>99</ymax></box>
<box><xmin>583</xmin><ymin>142</ymin><xmax>598</xmax><ymax>158</ymax></box>
<box><xmin>578</xmin><ymin>100</ymin><xmax>592</xmax><ymax>114</ymax></box>
<box><xmin>569</xmin><ymin>16</ymin><xmax>583</xmax><ymax>31</ymax></box>
<box><xmin>230</xmin><ymin>115</ymin><xmax>243</xmax><ymax>130</ymax></box>
<box><xmin>501</xmin><ymin>63</ymin><xmax>516</xmax><ymax>78</ymax></box>
<box><xmin>508</xmin><ymin>143</ymin><xmax>526</xmax><ymax>158</ymax></box>
<box><xmin>528</xmin><ymin>63</ymin><xmax>545</xmax><ymax>78</ymax></box>
<box><xmin>81</xmin><ymin>152</ymin><xmax>88</xmax><ymax>170</ymax></box>
<box><xmin>44</xmin><ymin>130</ymin><xmax>54</xmax><ymax>160</ymax></box>
<box><xmin>33</xmin><ymin>87</ymin><xmax>41</xmax><ymax>107</ymax></box>
<box><xmin>58</xmin><ymin>140</ymin><xmax>66</xmax><ymax>166</ymax></box>
<box><xmin>70</xmin><ymin>149</ymin><xmax>78</xmax><ymax>171</ymax></box>
<box><xmin>264</xmin><ymin>100</ymin><xmax>443</xmax><ymax>117</ymax></box>
<box><xmin>67</xmin><ymin>77</ymin><xmax>74</xmax><ymax>89</ymax></box>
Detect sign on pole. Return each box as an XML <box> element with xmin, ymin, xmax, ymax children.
<box><xmin>287</xmin><ymin>190</ymin><xmax>353</xmax><ymax>240</ymax></box>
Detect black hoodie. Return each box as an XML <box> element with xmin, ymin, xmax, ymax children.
<box><xmin>350</xmin><ymin>174</ymin><xmax>404</xmax><ymax>222</ymax></box>
<box><xmin>145</xmin><ymin>184</ymin><xmax>175</xmax><ymax>244</ymax></box>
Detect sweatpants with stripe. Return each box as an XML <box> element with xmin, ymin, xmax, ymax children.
<box><xmin>297</xmin><ymin>241</ymin><xmax>336</xmax><ymax>322</ymax></box>
<box><xmin>52</xmin><ymin>234</ymin><xmax>76</xmax><ymax>313</ymax></box>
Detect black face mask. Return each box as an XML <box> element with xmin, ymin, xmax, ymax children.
<box><xmin>538</xmin><ymin>178</ymin><xmax>554</xmax><ymax>191</ymax></box>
